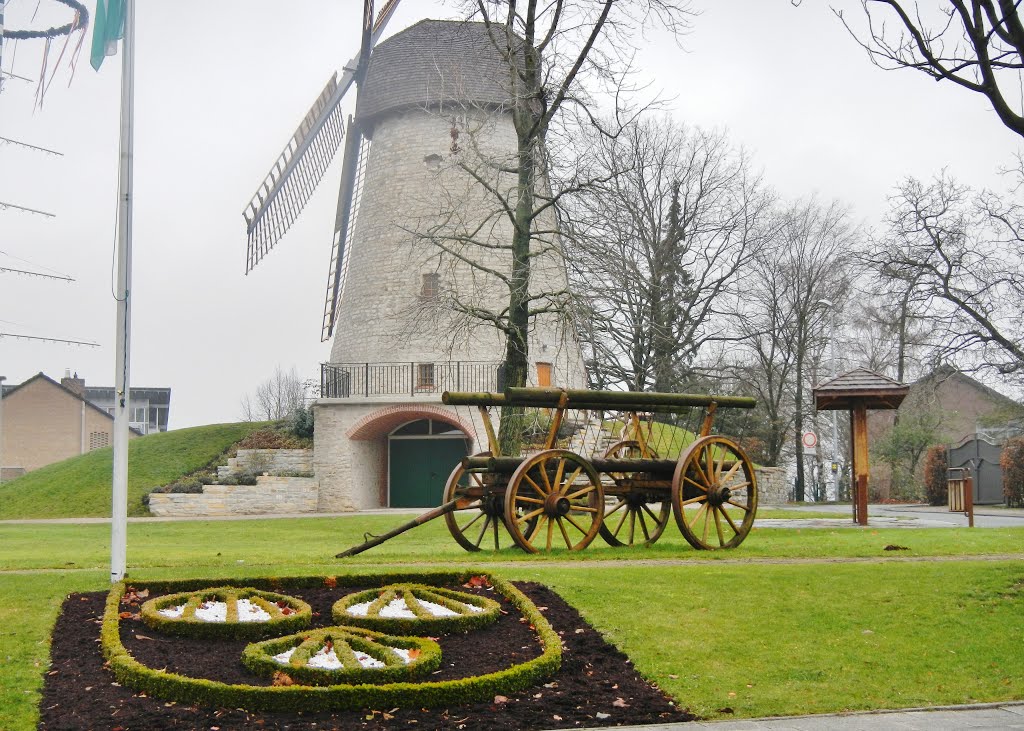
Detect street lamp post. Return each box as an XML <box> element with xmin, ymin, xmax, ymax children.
<box><xmin>817</xmin><ymin>300</ymin><xmax>841</xmax><ymax>501</ymax></box>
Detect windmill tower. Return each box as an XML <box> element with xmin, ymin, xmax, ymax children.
<box><xmin>243</xmin><ymin>3</ymin><xmax>585</xmax><ymax>512</ymax></box>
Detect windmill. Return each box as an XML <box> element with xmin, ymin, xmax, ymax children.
<box><xmin>241</xmin><ymin>3</ymin><xmax>587</xmax><ymax>513</ymax></box>
<box><xmin>242</xmin><ymin>0</ymin><xmax>401</xmax><ymax>344</ymax></box>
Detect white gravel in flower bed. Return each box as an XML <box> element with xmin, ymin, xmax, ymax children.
<box><xmin>344</xmin><ymin>597</ymin><xmax>485</xmax><ymax>619</ymax></box>
<box><xmin>270</xmin><ymin>645</ymin><xmax>413</xmax><ymax>669</ymax></box>
<box><xmin>157</xmin><ymin>598</ymin><xmax>271</xmax><ymax>623</ymax></box>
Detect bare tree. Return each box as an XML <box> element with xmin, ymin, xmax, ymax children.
<box><xmin>865</xmin><ymin>172</ymin><xmax>1024</xmax><ymax>377</ymax></box>
<box><xmin>241</xmin><ymin>366</ymin><xmax>307</xmax><ymax>422</ymax></box>
<box><xmin>416</xmin><ymin>1</ymin><xmax>693</xmax><ymax>451</ymax></box>
<box><xmin>566</xmin><ymin>118</ymin><xmax>774</xmax><ymax>393</ymax></box>
<box><xmin>832</xmin><ymin>1</ymin><xmax>1024</xmax><ymax>138</ymax></box>
<box><xmin>733</xmin><ymin>200</ymin><xmax>857</xmax><ymax>496</ymax></box>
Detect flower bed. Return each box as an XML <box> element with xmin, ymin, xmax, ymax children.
<box><xmin>140</xmin><ymin>586</ymin><xmax>311</xmax><ymax>640</ymax></box>
<box><xmin>332</xmin><ymin>583</ymin><xmax>501</xmax><ymax>634</ymax></box>
<box><xmin>242</xmin><ymin>626</ymin><xmax>441</xmax><ymax>686</ymax></box>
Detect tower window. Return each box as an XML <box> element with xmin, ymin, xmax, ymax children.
<box><xmin>416</xmin><ymin>363</ymin><xmax>436</xmax><ymax>389</ymax></box>
<box><xmin>420</xmin><ymin>273</ymin><xmax>440</xmax><ymax>300</ymax></box>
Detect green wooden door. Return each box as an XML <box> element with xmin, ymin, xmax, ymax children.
<box><xmin>389</xmin><ymin>438</ymin><xmax>468</xmax><ymax>508</ymax></box>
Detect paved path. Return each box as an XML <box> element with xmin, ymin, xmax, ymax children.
<box><xmin>570</xmin><ymin>702</ymin><xmax>1024</xmax><ymax>730</ymax></box>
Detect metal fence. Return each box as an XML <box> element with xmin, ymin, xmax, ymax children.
<box><xmin>320</xmin><ymin>361</ymin><xmax>503</xmax><ymax>398</ymax></box>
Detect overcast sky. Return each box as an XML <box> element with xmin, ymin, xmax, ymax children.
<box><xmin>0</xmin><ymin>1</ymin><xmax>1018</xmax><ymax>429</ymax></box>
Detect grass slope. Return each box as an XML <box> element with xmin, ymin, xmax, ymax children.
<box><xmin>0</xmin><ymin>422</ymin><xmax>263</xmax><ymax>520</ymax></box>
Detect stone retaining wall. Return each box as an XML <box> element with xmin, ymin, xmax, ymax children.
<box><xmin>217</xmin><ymin>449</ymin><xmax>313</xmax><ymax>479</ymax></box>
<box><xmin>755</xmin><ymin>466</ymin><xmax>790</xmax><ymax>504</ymax></box>
<box><xmin>148</xmin><ymin>476</ymin><xmax>319</xmax><ymax>517</ymax></box>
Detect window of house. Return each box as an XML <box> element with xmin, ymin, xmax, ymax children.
<box><xmin>536</xmin><ymin>362</ymin><xmax>553</xmax><ymax>387</ymax></box>
<box><xmin>420</xmin><ymin>272</ymin><xmax>440</xmax><ymax>300</ymax></box>
<box><xmin>416</xmin><ymin>363</ymin><xmax>436</xmax><ymax>389</ymax></box>
<box><xmin>133</xmin><ymin>406</ymin><xmax>146</xmax><ymax>423</ymax></box>
<box><xmin>89</xmin><ymin>431</ymin><xmax>110</xmax><ymax>450</ymax></box>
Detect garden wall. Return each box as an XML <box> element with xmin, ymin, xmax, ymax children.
<box><xmin>148</xmin><ymin>476</ymin><xmax>318</xmax><ymax>517</ymax></box>
<box><xmin>755</xmin><ymin>466</ymin><xmax>789</xmax><ymax>504</ymax></box>
<box><xmin>217</xmin><ymin>449</ymin><xmax>313</xmax><ymax>478</ymax></box>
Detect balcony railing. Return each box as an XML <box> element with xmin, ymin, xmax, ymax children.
<box><xmin>321</xmin><ymin>361</ymin><xmax>503</xmax><ymax>398</ymax></box>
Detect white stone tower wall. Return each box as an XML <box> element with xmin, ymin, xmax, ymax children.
<box><xmin>329</xmin><ymin>107</ymin><xmax>585</xmax><ymax>388</ymax></box>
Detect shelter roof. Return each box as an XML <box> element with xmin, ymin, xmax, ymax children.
<box><xmin>813</xmin><ymin>367</ymin><xmax>909</xmax><ymax>411</ymax></box>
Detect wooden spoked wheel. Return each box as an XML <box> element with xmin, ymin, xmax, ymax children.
<box><xmin>443</xmin><ymin>453</ymin><xmax>511</xmax><ymax>552</ymax></box>
<box><xmin>505</xmin><ymin>449</ymin><xmax>604</xmax><ymax>553</ymax></box>
<box><xmin>671</xmin><ymin>435</ymin><xmax>757</xmax><ymax>550</ymax></box>
<box><xmin>599</xmin><ymin>440</ymin><xmax>670</xmax><ymax>547</ymax></box>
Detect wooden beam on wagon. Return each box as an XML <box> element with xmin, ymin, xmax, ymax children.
<box><xmin>443</xmin><ymin>387</ymin><xmax>756</xmax><ymax>411</ymax></box>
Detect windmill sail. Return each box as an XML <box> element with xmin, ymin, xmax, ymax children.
<box><xmin>242</xmin><ymin>74</ymin><xmax>346</xmax><ymax>273</ymax></box>
<box><xmin>241</xmin><ymin>0</ymin><xmax>404</xmax><ymax>274</ymax></box>
<box><xmin>322</xmin><ymin>121</ymin><xmax>371</xmax><ymax>341</ymax></box>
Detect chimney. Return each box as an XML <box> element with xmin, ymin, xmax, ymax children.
<box><xmin>61</xmin><ymin>370</ymin><xmax>86</xmax><ymax>397</ymax></box>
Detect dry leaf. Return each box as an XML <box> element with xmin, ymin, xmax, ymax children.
<box><xmin>493</xmin><ymin>695</ymin><xmax>509</xmax><ymax>704</ymax></box>
<box><xmin>324</xmin><ymin>576</ymin><xmax>338</xmax><ymax>588</ymax></box>
<box><xmin>668</xmin><ymin>674</ymin><xmax>679</xmax><ymax>679</ymax></box>
<box><xmin>552</xmin><ymin>715</ymin><xmax>562</xmax><ymax>721</ymax></box>
<box><xmin>271</xmin><ymin>671</ymin><xmax>294</xmax><ymax>687</ymax></box>
<box><xmin>612</xmin><ymin>698</ymin><xmax>629</xmax><ymax>708</ymax></box>
<box><xmin>407</xmin><ymin>648</ymin><xmax>421</xmax><ymax>660</ymax></box>
<box><xmin>595</xmin><ymin>712</ymin><xmax>611</xmax><ymax>719</ymax></box>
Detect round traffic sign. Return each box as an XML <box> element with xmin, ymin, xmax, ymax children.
<box><xmin>802</xmin><ymin>431</ymin><xmax>818</xmax><ymax>449</ymax></box>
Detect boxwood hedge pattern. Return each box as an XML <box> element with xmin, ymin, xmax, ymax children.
<box><xmin>332</xmin><ymin>584</ymin><xmax>501</xmax><ymax>634</ymax></box>
<box><xmin>242</xmin><ymin>626</ymin><xmax>441</xmax><ymax>686</ymax></box>
<box><xmin>100</xmin><ymin>571</ymin><xmax>561</xmax><ymax>712</ymax></box>
<box><xmin>140</xmin><ymin>586</ymin><xmax>312</xmax><ymax>640</ymax></box>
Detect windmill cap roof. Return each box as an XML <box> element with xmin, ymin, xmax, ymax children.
<box><xmin>357</xmin><ymin>19</ymin><xmax>518</xmax><ymax>124</ymax></box>
<box><xmin>813</xmin><ymin>367</ymin><xmax>909</xmax><ymax>410</ymax></box>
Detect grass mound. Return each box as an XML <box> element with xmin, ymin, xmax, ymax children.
<box><xmin>0</xmin><ymin>422</ymin><xmax>263</xmax><ymax>520</ymax></box>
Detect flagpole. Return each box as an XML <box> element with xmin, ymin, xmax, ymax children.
<box><xmin>110</xmin><ymin>0</ymin><xmax>135</xmax><ymax>584</ymax></box>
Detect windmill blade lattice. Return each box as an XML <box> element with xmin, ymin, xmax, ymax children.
<box><xmin>241</xmin><ymin>0</ymin><xmax>404</xmax><ymax>276</ymax></box>
<box><xmin>322</xmin><ymin>124</ymin><xmax>370</xmax><ymax>341</ymax></box>
<box><xmin>242</xmin><ymin>74</ymin><xmax>346</xmax><ymax>273</ymax></box>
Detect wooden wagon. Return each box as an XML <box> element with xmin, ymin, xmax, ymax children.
<box><xmin>439</xmin><ymin>387</ymin><xmax>758</xmax><ymax>553</ymax></box>
<box><xmin>337</xmin><ymin>387</ymin><xmax>759</xmax><ymax>557</ymax></box>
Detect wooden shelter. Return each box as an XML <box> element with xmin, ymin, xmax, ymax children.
<box><xmin>813</xmin><ymin>368</ymin><xmax>909</xmax><ymax>525</ymax></box>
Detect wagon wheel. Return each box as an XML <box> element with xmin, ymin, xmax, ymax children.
<box><xmin>505</xmin><ymin>449</ymin><xmax>604</xmax><ymax>553</ymax></box>
<box><xmin>598</xmin><ymin>440</ymin><xmax>670</xmax><ymax>547</ymax></box>
<box><xmin>443</xmin><ymin>452</ymin><xmax>512</xmax><ymax>552</ymax></box>
<box><xmin>671</xmin><ymin>435</ymin><xmax>757</xmax><ymax>550</ymax></box>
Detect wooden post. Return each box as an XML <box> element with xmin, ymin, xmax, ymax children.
<box><xmin>965</xmin><ymin>472</ymin><xmax>975</xmax><ymax>528</ymax></box>
<box><xmin>852</xmin><ymin>404</ymin><xmax>869</xmax><ymax>526</ymax></box>
<box><xmin>849</xmin><ymin>410</ymin><xmax>858</xmax><ymax>524</ymax></box>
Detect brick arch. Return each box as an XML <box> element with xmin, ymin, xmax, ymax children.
<box><xmin>346</xmin><ymin>404</ymin><xmax>473</xmax><ymax>441</ymax></box>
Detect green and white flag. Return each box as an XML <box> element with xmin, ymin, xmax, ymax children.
<box><xmin>90</xmin><ymin>0</ymin><xmax>126</xmax><ymax>70</ymax></box>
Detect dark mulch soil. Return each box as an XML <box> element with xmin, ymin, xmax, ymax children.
<box><xmin>39</xmin><ymin>582</ymin><xmax>695</xmax><ymax>730</ymax></box>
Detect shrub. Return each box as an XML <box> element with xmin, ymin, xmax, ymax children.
<box><xmin>140</xmin><ymin>586</ymin><xmax>312</xmax><ymax>641</ymax></box>
<box><xmin>922</xmin><ymin>445</ymin><xmax>948</xmax><ymax>506</ymax></box>
<box><xmin>150</xmin><ymin>478</ymin><xmax>204</xmax><ymax>495</ymax></box>
<box><xmin>291</xmin><ymin>404</ymin><xmax>315</xmax><ymax>440</ymax></box>
<box><xmin>332</xmin><ymin>584</ymin><xmax>501</xmax><ymax>634</ymax></box>
<box><xmin>237</xmin><ymin>429</ymin><xmax>306</xmax><ymax>450</ymax></box>
<box><xmin>219</xmin><ymin>474</ymin><xmax>239</xmax><ymax>486</ymax></box>
<box><xmin>242</xmin><ymin>627</ymin><xmax>441</xmax><ymax>686</ymax></box>
<box><xmin>1000</xmin><ymin>436</ymin><xmax>1024</xmax><ymax>507</ymax></box>
<box><xmin>236</xmin><ymin>471</ymin><xmax>259</xmax><ymax>486</ymax></box>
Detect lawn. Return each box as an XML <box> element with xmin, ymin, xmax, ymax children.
<box><xmin>1</xmin><ymin>518</ymin><xmax>1022</xmax><ymax>730</ymax></box>
<box><xmin>0</xmin><ymin>422</ymin><xmax>264</xmax><ymax>519</ymax></box>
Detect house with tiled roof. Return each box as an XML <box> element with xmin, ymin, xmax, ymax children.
<box><xmin>0</xmin><ymin>372</ymin><xmax>148</xmax><ymax>480</ymax></box>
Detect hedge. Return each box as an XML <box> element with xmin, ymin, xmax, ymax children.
<box><xmin>140</xmin><ymin>586</ymin><xmax>312</xmax><ymax>640</ymax></box>
<box><xmin>101</xmin><ymin>570</ymin><xmax>561</xmax><ymax>712</ymax></box>
<box><xmin>242</xmin><ymin>626</ymin><xmax>441</xmax><ymax>686</ymax></box>
<box><xmin>331</xmin><ymin>584</ymin><xmax>501</xmax><ymax>634</ymax></box>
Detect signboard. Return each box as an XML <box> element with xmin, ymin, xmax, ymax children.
<box><xmin>802</xmin><ymin>431</ymin><xmax>817</xmax><ymax>454</ymax></box>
